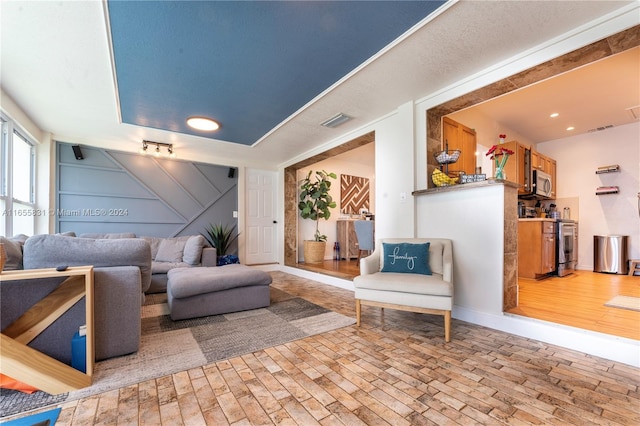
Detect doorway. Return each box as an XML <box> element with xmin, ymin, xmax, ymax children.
<box><xmin>283</xmin><ymin>131</ymin><xmax>375</xmax><ymax>275</ymax></box>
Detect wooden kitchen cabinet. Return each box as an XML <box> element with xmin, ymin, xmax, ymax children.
<box><xmin>336</xmin><ymin>220</ymin><xmax>358</xmax><ymax>260</ymax></box>
<box><xmin>530</xmin><ymin>150</ymin><xmax>542</xmax><ymax>171</ymax></box>
<box><xmin>518</xmin><ymin>220</ymin><xmax>556</xmax><ymax>279</ymax></box>
<box><xmin>531</xmin><ymin>150</ymin><xmax>557</xmax><ymax>197</ymax></box>
<box><xmin>496</xmin><ymin>140</ymin><xmax>531</xmax><ymax>195</ymax></box>
<box><xmin>442</xmin><ymin>116</ymin><xmax>477</xmax><ymax>175</ymax></box>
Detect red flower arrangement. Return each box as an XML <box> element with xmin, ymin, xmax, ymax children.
<box><xmin>486</xmin><ymin>144</ymin><xmax>514</xmax><ymax>180</ymax></box>
<box><xmin>486</xmin><ymin>145</ymin><xmax>514</xmax><ymax>159</ymax></box>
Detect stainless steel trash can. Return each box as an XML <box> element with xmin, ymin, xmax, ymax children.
<box><xmin>594</xmin><ymin>235</ymin><xmax>629</xmax><ymax>274</ymax></box>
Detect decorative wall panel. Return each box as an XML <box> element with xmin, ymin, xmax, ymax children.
<box><xmin>56</xmin><ymin>143</ymin><xmax>238</xmax><ymax>245</ymax></box>
<box><xmin>340</xmin><ymin>174</ymin><xmax>369</xmax><ymax>214</ymax></box>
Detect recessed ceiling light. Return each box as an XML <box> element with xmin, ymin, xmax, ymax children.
<box><xmin>550</xmin><ymin>113</ymin><xmax>559</xmax><ymax>118</ymax></box>
<box><xmin>566</xmin><ymin>126</ymin><xmax>575</xmax><ymax>131</ymax></box>
<box><xmin>187</xmin><ymin>116</ymin><xmax>220</xmax><ymax>131</ymax></box>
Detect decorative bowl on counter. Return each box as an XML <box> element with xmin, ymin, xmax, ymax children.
<box><xmin>434</xmin><ymin>150</ymin><xmax>461</xmax><ymax>165</ymax></box>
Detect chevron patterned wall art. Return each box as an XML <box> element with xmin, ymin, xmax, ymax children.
<box><xmin>340</xmin><ymin>174</ymin><xmax>369</xmax><ymax>215</ymax></box>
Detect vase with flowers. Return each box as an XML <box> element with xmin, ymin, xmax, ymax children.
<box><xmin>499</xmin><ymin>134</ymin><xmax>506</xmax><ymax>144</ymax></box>
<box><xmin>486</xmin><ymin>143</ymin><xmax>514</xmax><ymax>180</ymax></box>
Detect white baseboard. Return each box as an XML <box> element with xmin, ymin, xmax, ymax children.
<box><xmin>453</xmin><ymin>305</ymin><xmax>640</xmax><ymax>368</ymax></box>
<box><xmin>279</xmin><ymin>265</ymin><xmax>355</xmax><ymax>291</ymax></box>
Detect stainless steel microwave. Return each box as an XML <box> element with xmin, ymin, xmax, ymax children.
<box><xmin>533</xmin><ymin>170</ymin><xmax>552</xmax><ymax>198</ymax></box>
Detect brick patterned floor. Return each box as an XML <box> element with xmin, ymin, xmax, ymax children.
<box><xmin>11</xmin><ymin>272</ymin><xmax>640</xmax><ymax>425</ymax></box>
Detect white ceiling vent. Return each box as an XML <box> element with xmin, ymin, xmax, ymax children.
<box><xmin>626</xmin><ymin>105</ymin><xmax>640</xmax><ymax>121</ymax></box>
<box><xmin>321</xmin><ymin>113</ymin><xmax>353</xmax><ymax>128</ymax></box>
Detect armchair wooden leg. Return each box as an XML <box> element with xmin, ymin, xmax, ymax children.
<box><xmin>444</xmin><ymin>310</ymin><xmax>451</xmax><ymax>342</ymax></box>
<box><xmin>355</xmin><ymin>299</ymin><xmax>361</xmax><ymax>326</ymax></box>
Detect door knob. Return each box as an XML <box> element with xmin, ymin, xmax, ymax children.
<box><xmin>273</xmin><ymin>220</ymin><xmax>277</xmax><ymax>224</ymax></box>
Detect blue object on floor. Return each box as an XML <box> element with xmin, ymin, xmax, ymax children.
<box><xmin>1</xmin><ymin>407</ymin><xmax>61</xmax><ymax>425</ymax></box>
<box><xmin>71</xmin><ymin>330</ymin><xmax>86</xmax><ymax>373</ymax></box>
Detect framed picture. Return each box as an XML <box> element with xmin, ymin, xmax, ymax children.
<box><xmin>340</xmin><ymin>174</ymin><xmax>369</xmax><ymax>215</ymax></box>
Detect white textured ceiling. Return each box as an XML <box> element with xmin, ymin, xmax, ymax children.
<box><xmin>1</xmin><ymin>1</ymin><xmax>637</xmax><ymax>169</ymax></box>
<box><xmin>464</xmin><ymin>46</ymin><xmax>640</xmax><ymax>143</ymax></box>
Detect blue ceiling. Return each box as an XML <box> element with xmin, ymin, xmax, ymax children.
<box><xmin>107</xmin><ymin>1</ymin><xmax>445</xmax><ymax>145</ymax></box>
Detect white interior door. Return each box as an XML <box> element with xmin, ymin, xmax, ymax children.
<box><xmin>245</xmin><ymin>169</ymin><xmax>277</xmax><ymax>265</ymax></box>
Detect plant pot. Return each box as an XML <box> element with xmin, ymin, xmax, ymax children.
<box><xmin>303</xmin><ymin>240</ymin><xmax>326</xmax><ymax>264</ymax></box>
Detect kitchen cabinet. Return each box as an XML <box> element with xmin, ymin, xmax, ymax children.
<box><xmin>496</xmin><ymin>140</ymin><xmax>531</xmax><ymax>195</ymax></box>
<box><xmin>536</xmin><ymin>152</ymin><xmax>556</xmax><ymax>198</ymax></box>
<box><xmin>500</xmin><ymin>142</ymin><xmax>556</xmax><ymax>198</ymax></box>
<box><xmin>442</xmin><ymin>116</ymin><xmax>477</xmax><ymax>176</ymax></box>
<box><xmin>336</xmin><ymin>220</ymin><xmax>359</xmax><ymax>260</ymax></box>
<box><xmin>518</xmin><ymin>220</ymin><xmax>556</xmax><ymax>279</ymax></box>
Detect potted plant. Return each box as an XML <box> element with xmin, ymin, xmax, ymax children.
<box><xmin>202</xmin><ymin>222</ymin><xmax>239</xmax><ymax>265</ymax></box>
<box><xmin>298</xmin><ymin>169</ymin><xmax>337</xmax><ymax>263</ymax></box>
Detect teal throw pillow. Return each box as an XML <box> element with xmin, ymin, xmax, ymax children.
<box><xmin>381</xmin><ymin>242</ymin><xmax>431</xmax><ymax>275</ymax></box>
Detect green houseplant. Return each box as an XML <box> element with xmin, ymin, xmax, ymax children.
<box><xmin>298</xmin><ymin>169</ymin><xmax>337</xmax><ymax>263</ymax></box>
<box><xmin>202</xmin><ymin>222</ymin><xmax>239</xmax><ymax>265</ymax></box>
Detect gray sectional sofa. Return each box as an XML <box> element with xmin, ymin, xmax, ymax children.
<box><xmin>79</xmin><ymin>233</ymin><xmax>217</xmax><ymax>293</ymax></box>
<box><xmin>0</xmin><ymin>231</ymin><xmax>218</xmax><ymax>365</ymax></box>
<box><xmin>142</xmin><ymin>235</ymin><xmax>217</xmax><ymax>293</ymax></box>
<box><xmin>1</xmin><ymin>234</ymin><xmax>151</xmax><ymax>363</ymax></box>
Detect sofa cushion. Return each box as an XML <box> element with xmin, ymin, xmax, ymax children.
<box><xmin>0</xmin><ymin>236</ymin><xmax>24</xmax><ymax>270</ymax></box>
<box><xmin>155</xmin><ymin>238</ymin><xmax>188</xmax><ymax>263</ymax></box>
<box><xmin>151</xmin><ymin>261</ymin><xmax>191</xmax><ymax>274</ymax></box>
<box><xmin>183</xmin><ymin>235</ymin><xmax>205</xmax><ymax>265</ymax></box>
<box><xmin>381</xmin><ymin>242</ymin><xmax>431</xmax><ymax>275</ymax></box>
<box><xmin>140</xmin><ymin>236</ymin><xmax>163</xmax><ymax>259</ymax></box>
<box><xmin>354</xmin><ymin>272</ymin><xmax>452</xmax><ymax>296</ymax></box>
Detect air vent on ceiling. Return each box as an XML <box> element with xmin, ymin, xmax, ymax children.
<box><xmin>626</xmin><ymin>105</ymin><xmax>640</xmax><ymax>120</ymax></box>
<box><xmin>321</xmin><ymin>113</ymin><xmax>353</xmax><ymax>128</ymax></box>
<box><xmin>587</xmin><ymin>124</ymin><xmax>614</xmax><ymax>133</ymax></box>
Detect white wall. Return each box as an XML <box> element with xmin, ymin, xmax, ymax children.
<box><xmin>374</xmin><ymin>101</ymin><xmax>416</xmax><ymax>239</ymax></box>
<box><xmin>537</xmin><ymin>122</ymin><xmax>640</xmax><ymax>268</ymax></box>
<box><xmin>416</xmin><ymin>184</ymin><xmax>507</xmax><ymax>314</ymax></box>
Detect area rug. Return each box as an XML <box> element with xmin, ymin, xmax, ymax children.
<box><xmin>604</xmin><ymin>295</ymin><xmax>640</xmax><ymax>312</ymax></box>
<box><xmin>0</xmin><ymin>286</ymin><xmax>355</xmax><ymax>419</ymax></box>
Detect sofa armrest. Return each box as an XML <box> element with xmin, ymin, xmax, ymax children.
<box><xmin>359</xmin><ymin>250</ymin><xmax>380</xmax><ymax>275</ymax></box>
<box><xmin>201</xmin><ymin>247</ymin><xmax>217</xmax><ymax>267</ymax></box>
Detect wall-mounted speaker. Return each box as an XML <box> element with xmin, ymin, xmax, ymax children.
<box><xmin>228</xmin><ymin>167</ymin><xmax>236</xmax><ymax>178</ymax></box>
<box><xmin>72</xmin><ymin>145</ymin><xmax>84</xmax><ymax>160</ymax></box>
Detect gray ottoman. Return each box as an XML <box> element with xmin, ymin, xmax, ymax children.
<box><xmin>167</xmin><ymin>265</ymin><xmax>272</xmax><ymax>320</ymax></box>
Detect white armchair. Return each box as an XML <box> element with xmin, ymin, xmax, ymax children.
<box><xmin>353</xmin><ymin>238</ymin><xmax>453</xmax><ymax>342</ymax></box>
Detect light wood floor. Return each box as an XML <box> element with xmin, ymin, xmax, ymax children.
<box><xmin>303</xmin><ymin>260</ymin><xmax>640</xmax><ymax>340</ymax></box>
<box><xmin>508</xmin><ymin>270</ymin><xmax>640</xmax><ymax>340</ymax></box>
<box><xmin>6</xmin><ymin>270</ymin><xmax>639</xmax><ymax>425</ymax></box>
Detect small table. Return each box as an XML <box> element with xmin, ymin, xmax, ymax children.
<box><xmin>0</xmin><ymin>266</ymin><xmax>94</xmax><ymax>394</ymax></box>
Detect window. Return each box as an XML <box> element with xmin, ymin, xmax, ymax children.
<box><xmin>1</xmin><ymin>114</ymin><xmax>36</xmax><ymax>236</ymax></box>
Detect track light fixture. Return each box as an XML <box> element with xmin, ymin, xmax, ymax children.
<box><xmin>140</xmin><ymin>140</ymin><xmax>176</xmax><ymax>158</ymax></box>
